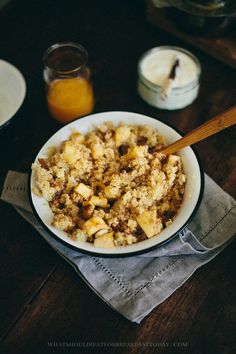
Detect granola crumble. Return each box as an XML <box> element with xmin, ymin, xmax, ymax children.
<box><xmin>32</xmin><ymin>122</ymin><xmax>186</xmax><ymax>248</ymax></box>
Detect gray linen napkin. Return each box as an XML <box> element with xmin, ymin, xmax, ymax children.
<box><xmin>1</xmin><ymin>171</ymin><xmax>235</xmax><ymax>323</ymax></box>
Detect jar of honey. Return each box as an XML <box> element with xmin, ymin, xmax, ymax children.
<box><xmin>43</xmin><ymin>42</ymin><xmax>94</xmax><ymax>123</ymax></box>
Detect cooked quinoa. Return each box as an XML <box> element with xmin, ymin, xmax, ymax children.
<box><xmin>32</xmin><ymin>122</ymin><xmax>186</xmax><ymax>248</ymax></box>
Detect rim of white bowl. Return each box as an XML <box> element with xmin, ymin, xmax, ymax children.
<box><xmin>29</xmin><ymin>111</ymin><xmax>204</xmax><ymax>257</ymax></box>
<box><xmin>0</xmin><ymin>59</ymin><xmax>26</xmax><ymax>130</ymax></box>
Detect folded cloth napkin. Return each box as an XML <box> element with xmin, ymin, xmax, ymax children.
<box><xmin>1</xmin><ymin>171</ymin><xmax>236</xmax><ymax>323</ymax></box>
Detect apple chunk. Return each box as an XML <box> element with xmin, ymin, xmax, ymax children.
<box><xmin>115</xmin><ymin>126</ymin><xmax>131</xmax><ymax>147</ymax></box>
<box><xmin>83</xmin><ymin>216</ymin><xmax>108</xmax><ymax>237</ymax></box>
<box><xmin>136</xmin><ymin>210</ymin><xmax>161</xmax><ymax>238</ymax></box>
<box><xmin>62</xmin><ymin>141</ymin><xmax>78</xmax><ymax>164</ymax></box>
<box><xmin>74</xmin><ymin>183</ymin><xmax>92</xmax><ymax>199</ymax></box>
<box><xmin>94</xmin><ymin>232</ymin><xmax>115</xmax><ymax>248</ymax></box>
<box><xmin>90</xmin><ymin>195</ymin><xmax>108</xmax><ymax>207</ymax></box>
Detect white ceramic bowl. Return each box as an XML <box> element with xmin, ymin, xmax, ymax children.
<box><xmin>0</xmin><ymin>60</ymin><xmax>26</xmax><ymax>130</ymax></box>
<box><xmin>30</xmin><ymin>111</ymin><xmax>204</xmax><ymax>256</ymax></box>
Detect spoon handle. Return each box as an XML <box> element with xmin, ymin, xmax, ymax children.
<box><xmin>160</xmin><ymin>105</ymin><xmax>236</xmax><ymax>155</ymax></box>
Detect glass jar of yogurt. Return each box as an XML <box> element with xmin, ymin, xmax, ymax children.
<box><xmin>137</xmin><ymin>46</ymin><xmax>201</xmax><ymax>110</ymax></box>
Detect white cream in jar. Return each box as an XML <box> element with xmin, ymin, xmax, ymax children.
<box><xmin>137</xmin><ymin>46</ymin><xmax>201</xmax><ymax>110</ymax></box>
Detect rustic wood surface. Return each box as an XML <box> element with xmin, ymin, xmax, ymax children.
<box><xmin>0</xmin><ymin>1</ymin><xmax>235</xmax><ymax>353</ymax></box>
<box><xmin>147</xmin><ymin>1</ymin><xmax>236</xmax><ymax>70</ymax></box>
<box><xmin>160</xmin><ymin>105</ymin><xmax>236</xmax><ymax>155</ymax></box>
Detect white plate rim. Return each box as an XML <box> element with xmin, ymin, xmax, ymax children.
<box><xmin>0</xmin><ymin>59</ymin><xmax>26</xmax><ymax>129</ymax></box>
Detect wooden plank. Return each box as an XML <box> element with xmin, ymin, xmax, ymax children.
<box><xmin>0</xmin><ymin>204</ymin><xmax>61</xmax><ymax>340</ymax></box>
<box><xmin>147</xmin><ymin>1</ymin><xmax>236</xmax><ymax>69</ymax></box>
<box><xmin>1</xmin><ymin>243</ymin><xmax>235</xmax><ymax>354</ymax></box>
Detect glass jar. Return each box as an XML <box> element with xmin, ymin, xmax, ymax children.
<box><xmin>137</xmin><ymin>46</ymin><xmax>201</xmax><ymax>110</ymax></box>
<box><xmin>43</xmin><ymin>42</ymin><xmax>94</xmax><ymax>123</ymax></box>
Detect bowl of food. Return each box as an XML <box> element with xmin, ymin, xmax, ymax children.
<box><xmin>0</xmin><ymin>60</ymin><xmax>26</xmax><ymax>131</ymax></box>
<box><xmin>30</xmin><ymin>111</ymin><xmax>204</xmax><ymax>256</ymax></box>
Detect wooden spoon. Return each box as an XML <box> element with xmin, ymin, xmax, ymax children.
<box><xmin>160</xmin><ymin>105</ymin><xmax>236</xmax><ymax>155</ymax></box>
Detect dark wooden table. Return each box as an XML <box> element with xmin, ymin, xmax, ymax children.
<box><xmin>0</xmin><ymin>1</ymin><xmax>235</xmax><ymax>353</ymax></box>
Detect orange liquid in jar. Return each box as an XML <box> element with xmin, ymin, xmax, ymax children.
<box><xmin>47</xmin><ymin>77</ymin><xmax>94</xmax><ymax>123</ymax></box>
